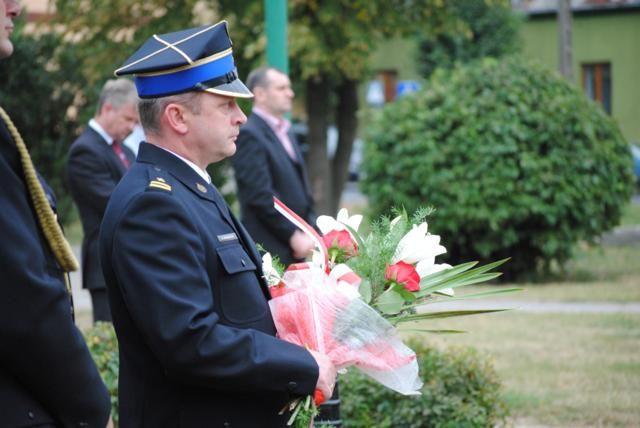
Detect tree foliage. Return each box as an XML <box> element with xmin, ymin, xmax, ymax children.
<box><xmin>53</xmin><ymin>0</ymin><xmax>234</xmax><ymax>198</ymax></box>
<box><xmin>361</xmin><ymin>57</ymin><xmax>635</xmax><ymax>280</ymax></box>
<box><xmin>417</xmin><ymin>0</ymin><xmax>522</xmax><ymax>78</ymax></box>
<box><xmin>288</xmin><ymin>0</ymin><xmax>456</xmax><ymax>81</ymax></box>
<box><xmin>287</xmin><ymin>0</ymin><xmax>457</xmax><ymax>214</ymax></box>
<box><xmin>53</xmin><ymin>0</ymin><xmax>458</xmax><ymax>215</ymax></box>
<box><xmin>0</xmin><ymin>21</ymin><xmax>88</xmax><ymax>224</ymax></box>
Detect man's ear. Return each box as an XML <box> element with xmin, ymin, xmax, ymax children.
<box><xmin>98</xmin><ymin>102</ymin><xmax>113</xmax><ymax>118</ymax></box>
<box><xmin>163</xmin><ymin>103</ymin><xmax>189</xmax><ymax>135</ymax></box>
<box><xmin>252</xmin><ymin>86</ymin><xmax>266</xmax><ymax>104</ymax></box>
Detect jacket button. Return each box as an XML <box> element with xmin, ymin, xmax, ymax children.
<box><xmin>287</xmin><ymin>381</ymin><xmax>297</xmax><ymax>391</ymax></box>
<box><xmin>223</xmin><ymin>422</ymin><xmax>231</xmax><ymax>427</ymax></box>
<box><xmin>27</xmin><ymin>411</ymin><xmax>34</xmax><ymax>419</ymax></box>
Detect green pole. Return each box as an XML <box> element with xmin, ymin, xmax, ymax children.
<box><xmin>264</xmin><ymin>0</ymin><xmax>289</xmax><ymax>75</ymax></box>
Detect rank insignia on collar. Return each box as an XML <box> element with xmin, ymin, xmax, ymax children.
<box><xmin>196</xmin><ymin>182</ymin><xmax>208</xmax><ymax>193</ymax></box>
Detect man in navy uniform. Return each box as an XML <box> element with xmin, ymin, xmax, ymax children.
<box><xmin>67</xmin><ymin>78</ymin><xmax>138</xmax><ymax>323</ymax></box>
<box><xmin>0</xmin><ymin>0</ymin><xmax>112</xmax><ymax>426</ymax></box>
<box><xmin>100</xmin><ymin>21</ymin><xmax>336</xmax><ymax>427</ymax></box>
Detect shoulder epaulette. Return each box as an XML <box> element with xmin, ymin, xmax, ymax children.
<box><xmin>146</xmin><ymin>168</ymin><xmax>173</xmax><ymax>192</ymax></box>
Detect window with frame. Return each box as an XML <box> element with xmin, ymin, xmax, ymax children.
<box><xmin>581</xmin><ymin>62</ymin><xmax>611</xmax><ymax>114</ymax></box>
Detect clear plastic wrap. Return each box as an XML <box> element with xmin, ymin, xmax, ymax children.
<box><xmin>269</xmin><ymin>267</ymin><xmax>422</xmax><ymax>396</ymax></box>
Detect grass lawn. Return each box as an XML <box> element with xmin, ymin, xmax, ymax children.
<box><xmin>404</xmin><ymin>233</ymin><xmax>640</xmax><ymax>427</ymax></box>
<box><xmin>469</xmin><ymin>245</ymin><xmax>640</xmax><ymax>303</ymax></box>
<box><xmin>410</xmin><ymin>312</ymin><xmax>640</xmax><ymax>427</ymax></box>
<box><xmin>620</xmin><ymin>201</ymin><xmax>640</xmax><ymax>226</ymax></box>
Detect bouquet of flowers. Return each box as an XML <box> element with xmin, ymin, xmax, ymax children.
<box><xmin>265</xmin><ymin>199</ymin><xmax>519</xmax><ymax>427</ymax></box>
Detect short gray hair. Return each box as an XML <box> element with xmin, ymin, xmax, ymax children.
<box><xmin>138</xmin><ymin>92</ymin><xmax>202</xmax><ymax>135</ymax></box>
<box><xmin>96</xmin><ymin>79</ymin><xmax>138</xmax><ymax>113</ymax></box>
<box><xmin>246</xmin><ymin>66</ymin><xmax>283</xmax><ymax>92</ymax></box>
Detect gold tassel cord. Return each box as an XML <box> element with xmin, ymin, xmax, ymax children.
<box><xmin>0</xmin><ymin>106</ymin><xmax>79</xmax><ymax>272</ymax></box>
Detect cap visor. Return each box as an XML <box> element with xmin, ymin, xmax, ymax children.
<box><xmin>203</xmin><ymin>78</ymin><xmax>253</xmax><ymax>98</ymax></box>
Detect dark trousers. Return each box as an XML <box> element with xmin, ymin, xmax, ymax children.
<box><xmin>89</xmin><ymin>288</ymin><xmax>112</xmax><ymax>323</ymax></box>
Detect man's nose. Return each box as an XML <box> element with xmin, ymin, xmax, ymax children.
<box><xmin>6</xmin><ymin>0</ymin><xmax>22</xmax><ymax>16</ymax></box>
<box><xmin>233</xmin><ymin>105</ymin><xmax>247</xmax><ymax>125</ymax></box>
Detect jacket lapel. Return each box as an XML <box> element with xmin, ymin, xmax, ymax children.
<box><xmin>87</xmin><ymin>127</ymin><xmax>128</xmax><ymax>176</ymax></box>
<box><xmin>253</xmin><ymin>114</ymin><xmax>301</xmax><ymax>165</ymax></box>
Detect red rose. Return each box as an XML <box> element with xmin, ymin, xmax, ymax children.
<box><xmin>322</xmin><ymin>229</ymin><xmax>357</xmax><ymax>257</ymax></box>
<box><xmin>314</xmin><ymin>389</ymin><xmax>326</xmax><ymax>405</ymax></box>
<box><xmin>385</xmin><ymin>261</ymin><xmax>420</xmax><ymax>292</ymax></box>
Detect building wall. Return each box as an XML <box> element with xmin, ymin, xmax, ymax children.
<box><xmin>369</xmin><ymin>37</ymin><xmax>422</xmax><ymax>81</ymax></box>
<box><xmin>521</xmin><ymin>10</ymin><xmax>640</xmax><ymax>143</ymax></box>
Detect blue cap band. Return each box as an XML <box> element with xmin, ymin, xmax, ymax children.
<box><xmin>134</xmin><ymin>54</ymin><xmax>235</xmax><ymax>97</ymax></box>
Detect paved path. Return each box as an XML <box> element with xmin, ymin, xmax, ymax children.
<box><xmin>71</xmin><ymin>243</ymin><xmax>639</xmax><ymax>315</ymax></box>
<box><xmin>70</xmin><ymin>246</ymin><xmax>91</xmax><ymax>311</ymax></box>
<box><xmin>419</xmin><ymin>300</ymin><xmax>640</xmax><ymax>314</ymax></box>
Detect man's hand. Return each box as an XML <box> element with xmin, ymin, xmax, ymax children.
<box><xmin>106</xmin><ymin>416</ymin><xmax>114</xmax><ymax>428</ymax></box>
<box><xmin>289</xmin><ymin>230</ymin><xmax>315</xmax><ymax>260</ymax></box>
<box><xmin>309</xmin><ymin>350</ymin><xmax>336</xmax><ymax>400</ymax></box>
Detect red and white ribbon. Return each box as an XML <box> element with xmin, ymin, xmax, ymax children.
<box><xmin>274</xmin><ymin>197</ymin><xmax>329</xmax><ymax>271</ymax></box>
<box><xmin>329</xmin><ymin>263</ymin><xmax>361</xmax><ymax>288</ymax></box>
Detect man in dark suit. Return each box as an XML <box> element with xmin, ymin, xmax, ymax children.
<box><xmin>0</xmin><ymin>0</ymin><xmax>111</xmax><ymax>425</ymax></box>
<box><xmin>67</xmin><ymin>78</ymin><xmax>138</xmax><ymax>323</ymax></box>
<box><xmin>100</xmin><ymin>22</ymin><xmax>336</xmax><ymax>427</ymax></box>
<box><xmin>232</xmin><ymin>67</ymin><xmax>316</xmax><ymax>266</ymax></box>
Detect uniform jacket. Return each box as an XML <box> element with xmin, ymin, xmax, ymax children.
<box><xmin>66</xmin><ymin>126</ymin><xmax>134</xmax><ymax>290</ymax></box>
<box><xmin>232</xmin><ymin>113</ymin><xmax>316</xmax><ymax>266</ymax></box>
<box><xmin>0</xmin><ymin>112</ymin><xmax>111</xmax><ymax>427</ymax></box>
<box><xmin>99</xmin><ymin>142</ymin><xmax>318</xmax><ymax>428</ymax></box>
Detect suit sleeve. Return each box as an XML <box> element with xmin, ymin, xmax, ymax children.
<box><xmin>0</xmin><ymin>151</ymin><xmax>111</xmax><ymax>426</ymax></box>
<box><xmin>66</xmin><ymin>143</ymin><xmax>117</xmax><ymax>215</ymax></box>
<box><xmin>232</xmin><ymin>128</ymin><xmax>298</xmax><ymax>244</ymax></box>
<box><xmin>109</xmin><ymin>190</ymin><xmax>318</xmax><ymax>396</ymax></box>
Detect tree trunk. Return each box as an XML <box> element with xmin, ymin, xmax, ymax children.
<box><xmin>330</xmin><ymin>78</ymin><xmax>359</xmax><ymax>214</ymax></box>
<box><xmin>306</xmin><ymin>76</ymin><xmax>332</xmax><ymax>214</ymax></box>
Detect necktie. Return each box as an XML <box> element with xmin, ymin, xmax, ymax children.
<box><xmin>112</xmin><ymin>141</ymin><xmax>130</xmax><ymax>168</ymax></box>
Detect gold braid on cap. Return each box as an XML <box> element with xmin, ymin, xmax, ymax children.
<box><xmin>0</xmin><ymin>106</ymin><xmax>79</xmax><ymax>272</ymax></box>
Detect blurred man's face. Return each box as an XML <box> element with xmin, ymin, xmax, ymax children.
<box><xmin>257</xmin><ymin>69</ymin><xmax>294</xmax><ymax>118</ymax></box>
<box><xmin>100</xmin><ymin>102</ymin><xmax>139</xmax><ymax>143</ymax></box>
<box><xmin>0</xmin><ymin>0</ymin><xmax>21</xmax><ymax>59</ymax></box>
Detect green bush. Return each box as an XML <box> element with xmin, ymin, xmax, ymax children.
<box><xmin>361</xmin><ymin>57</ymin><xmax>635</xmax><ymax>280</ymax></box>
<box><xmin>341</xmin><ymin>341</ymin><xmax>508</xmax><ymax>427</ymax></box>
<box><xmin>84</xmin><ymin>322</ymin><xmax>119</xmax><ymax>426</ymax></box>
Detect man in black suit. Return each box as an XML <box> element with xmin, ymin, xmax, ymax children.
<box><xmin>67</xmin><ymin>78</ymin><xmax>138</xmax><ymax>322</ymax></box>
<box><xmin>0</xmin><ymin>0</ymin><xmax>111</xmax><ymax>425</ymax></box>
<box><xmin>232</xmin><ymin>66</ymin><xmax>316</xmax><ymax>266</ymax></box>
<box><xmin>100</xmin><ymin>22</ymin><xmax>336</xmax><ymax>427</ymax></box>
